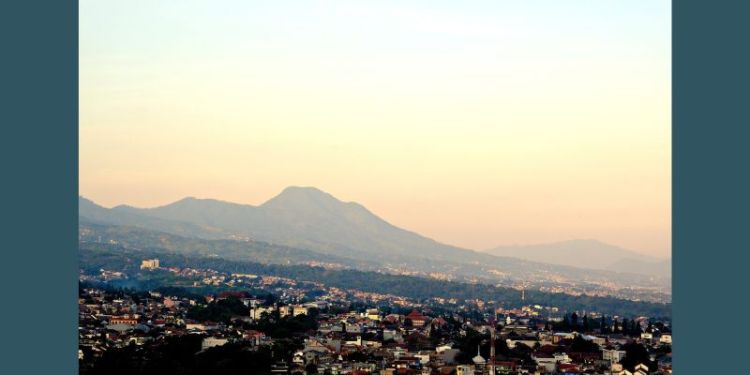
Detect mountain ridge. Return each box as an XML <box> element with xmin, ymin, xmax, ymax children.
<box><xmin>485</xmin><ymin>239</ymin><xmax>670</xmax><ymax>277</ymax></box>
<box><xmin>80</xmin><ymin>187</ymin><xmax>671</xmax><ymax>280</ymax></box>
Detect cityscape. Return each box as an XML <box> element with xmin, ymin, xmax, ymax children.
<box><xmin>79</xmin><ymin>2</ymin><xmax>671</xmax><ymax>374</ymax></box>
<box><xmin>78</xmin><ymin>253</ymin><xmax>671</xmax><ymax>375</ymax></box>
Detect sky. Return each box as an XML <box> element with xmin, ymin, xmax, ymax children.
<box><xmin>80</xmin><ymin>0</ymin><xmax>671</xmax><ymax>258</ymax></box>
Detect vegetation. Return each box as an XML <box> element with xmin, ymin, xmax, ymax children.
<box><xmin>186</xmin><ymin>296</ymin><xmax>248</xmax><ymax>323</ymax></box>
<box><xmin>80</xmin><ymin>335</ymin><xmax>276</xmax><ymax>375</ymax></box>
<box><xmin>80</xmin><ymin>243</ymin><xmax>671</xmax><ymax>318</ymax></box>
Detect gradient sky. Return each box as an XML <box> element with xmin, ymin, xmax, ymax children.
<box><xmin>80</xmin><ymin>0</ymin><xmax>671</xmax><ymax>257</ymax></box>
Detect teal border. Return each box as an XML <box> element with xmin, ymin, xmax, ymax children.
<box><xmin>673</xmin><ymin>1</ymin><xmax>750</xmax><ymax>374</ymax></box>
<box><xmin>0</xmin><ymin>1</ymin><xmax>78</xmax><ymax>374</ymax></box>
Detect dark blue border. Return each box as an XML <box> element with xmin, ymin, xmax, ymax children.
<box><xmin>0</xmin><ymin>1</ymin><xmax>78</xmax><ymax>374</ymax></box>
<box><xmin>673</xmin><ymin>1</ymin><xmax>750</xmax><ymax>373</ymax></box>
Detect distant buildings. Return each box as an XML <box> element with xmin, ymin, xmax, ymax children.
<box><xmin>140</xmin><ymin>259</ymin><xmax>160</xmax><ymax>270</ymax></box>
<box><xmin>79</xmin><ymin>261</ymin><xmax>673</xmax><ymax>375</ymax></box>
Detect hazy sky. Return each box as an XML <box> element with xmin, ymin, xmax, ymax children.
<box><xmin>80</xmin><ymin>1</ymin><xmax>671</xmax><ymax>257</ymax></box>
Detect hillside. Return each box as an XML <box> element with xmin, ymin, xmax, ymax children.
<box><xmin>80</xmin><ymin>188</ymin><xmax>671</xmax><ymax>297</ymax></box>
<box><xmin>486</xmin><ymin>239</ymin><xmax>671</xmax><ymax>277</ymax></box>
<box><xmin>79</xmin><ymin>242</ymin><xmax>671</xmax><ymax>318</ymax></box>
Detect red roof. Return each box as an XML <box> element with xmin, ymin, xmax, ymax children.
<box><xmin>557</xmin><ymin>363</ymin><xmax>580</xmax><ymax>371</ymax></box>
<box><xmin>406</xmin><ymin>310</ymin><xmax>427</xmax><ymax>320</ymax></box>
<box><xmin>218</xmin><ymin>291</ymin><xmax>248</xmax><ymax>298</ymax></box>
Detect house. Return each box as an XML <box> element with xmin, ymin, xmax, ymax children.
<box><xmin>557</xmin><ymin>363</ymin><xmax>581</xmax><ymax>374</ymax></box>
<box><xmin>603</xmin><ymin>349</ymin><xmax>627</xmax><ymax>364</ymax></box>
<box><xmin>365</xmin><ymin>308</ymin><xmax>381</xmax><ymax>321</ymax></box>
<box><xmin>455</xmin><ymin>364</ymin><xmax>474</xmax><ymax>375</ymax></box>
<box><xmin>250</xmin><ymin>306</ymin><xmax>275</xmax><ymax>320</ymax></box>
<box><xmin>201</xmin><ymin>337</ymin><xmax>228</xmax><ymax>351</ymax></box>
<box><xmin>244</xmin><ymin>330</ymin><xmax>266</xmax><ymax>345</ymax></box>
<box><xmin>489</xmin><ymin>361</ymin><xmax>518</xmax><ymax>374</ymax></box>
<box><xmin>533</xmin><ymin>353</ymin><xmax>557</xmax><ymax>373</ymax></box>
<box><xmin>406</xmin><ymin>311</ymin><xmax>429</xmax><ymax>327</ymax></box>
<box><xmin>618</xmin><ymin>363</ymin><xmax>650</xmax><ymax>375</ymax></box>
<box><xmin>109</xmin><ymin>316</ymin><xmax>138</xmax><ymax>325</ymax></box>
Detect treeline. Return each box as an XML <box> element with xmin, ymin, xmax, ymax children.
<box><xmin>80</xmin><ymin>335</ymin><xmax>286</xmax><ymax>375</ymax></box>
<box><xmin>550</xmin><ymin>312</ymin><xmax>672</xmax><ymax>335</ymax></box>
<box><xmin>79</xmin><ymin>243</ymin><xmax>671</xmax><ymax>318</ymax></box>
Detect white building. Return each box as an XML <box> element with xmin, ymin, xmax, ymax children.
<box><xmin>279</xmin><ymin>304</ymin><xmax>308</xmax><ymax>317</ymax></box>
<box><xmin>201</xmin><ymin>337</ymin><xmax>228</xmax><ymax>351</ymax></box>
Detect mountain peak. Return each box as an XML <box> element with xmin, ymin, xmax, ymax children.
<box><xmin>262</xmin><ymin>186</ymin><xmax>343</xmax><ymax>209</ymax></box>
<box><xmin>280</xmin><ymin>185</ymin><xmax>331</xmax><ymax>196</ymax></box>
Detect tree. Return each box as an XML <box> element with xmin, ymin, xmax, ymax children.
<box><xmin>304</xmin><ymin>363</ymin><xmax>318</xmax><ymax>375</ymax></box>
<box><xmin>620</xmin><ymin>342</ymin><xmax>654</xmax><ymax>371</ymax></box>
<box><xmin>428</xmin><ymin>323</ymin><xmax>442</xmax><ymax>347</ymax></box>
<box><xmin>561</xmin><ymin>315</ymin><xmax>571</xmax><ymax>331</ymax></box>
<box><xmin>571</xmin><ymin>312</ymin><xmax>579</xmax><ymax>331</ymax></box>
<box><xmin>569</xmin><ymin>335</ymin><xmax>600</xmax><ymax>353</ymax></box>
<box><xmin>630</xmin><ymin>320</ymin><xmax>639</xmax><ymax>336</ymax></box>
<box><xmin>582</xmin><ymin>315</ymin><xmax>590</xmax><ymax>332</ymax></box>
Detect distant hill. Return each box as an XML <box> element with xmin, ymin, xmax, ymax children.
<box><xmin>82</xmin><ymin>187</ymin><xmax>509</xmax><ymax>265</ymax></box>
<box><xmin>80</xmin><ymin>187</ymin><xmax>671</xmax><ymax>293</ymax></box>
<box><xmin>79</xmin><ymin>196</ymin><xmax>230</xmax><ymax>239</ymax></box>
<box><xmin>79</xmin><ymin>222</ymin><xmax>376</xmax><ymax>269</ymax></box>
<box><xmin>606</xmin><ymin>258</ymin><xmax>672</xmax><ymax>278</ymax></box>
<box><xmin>485</xmin><ymin>239</ymin><xmax>671</xmax><ymax>277</ymax></box>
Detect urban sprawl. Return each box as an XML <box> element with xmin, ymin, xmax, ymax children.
<box><xmin>79</xmin><ymin>259</ymin><xmax>672</xmax><ymax>375</ymax></box>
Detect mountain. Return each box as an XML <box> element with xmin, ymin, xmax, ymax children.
<box><xmin>79</xmin><ymin>196</ymin><xmax>230</xmax><ymax>239</ymax></box>
<box><xmin>79</xmin><ymin>222</ymin><xmax>375</xmax><ymax>269</ymax></box>
<box><xmin>96</xmin><ymin>186</ymin><xmax>493</xmax><ymax>263</ymax></box>
<box><xmin>79</xmin><ymin>187</ymin><xmax>671</xmax><ymax>296</ymax></box>
<box><xmin>485</xmin><ymin>239</ymin><xmax>671</xmax><ymax>277</ymax></box>
<box><xmin>606</xmin><ymin>258</ymin><xmax>672</xmax><ymax>278</ymax></box>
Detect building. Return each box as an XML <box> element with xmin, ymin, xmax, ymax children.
<box><xmin>140</xmin><ymin>259</ymin><xmax>160</xmax><ymax>270</ymax></box>
<box><xmin>603</xmin><ymin>349</ymin><xmax>627</xmax><ymax>364</ymax></box>
<box><xmin>201</xmin><ymin>337</ymin><xmax>229</xmax><ymax>351</ymax></box>
<box><xmin>109</xmin><ymin>316</ymin><xmax>138</xmax><ymax>325</ymax></box>
<box><xmin>406</xmin><ymin>311</ymin><xmax>428</xmax><ymax>327</ymax></box>
<box><xmin>365</xmin><ymin>308</ymin><xmax>381</xmax><ymax>321</ymax></box>
<box><xmin>250</xmin><ymin>306</ymin><xmax>275</xmax><ymax>320</ymax></box>
<box><xmin>279</xmin><ymin>304</ymin><xmax>308</xmax><ymax>317</ymax></box>
<box><xmin>456</xmin><ymin>364</ymin><xmax>474</xmax><ymax>375</ymax></box>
